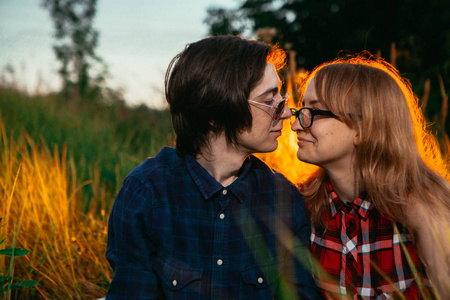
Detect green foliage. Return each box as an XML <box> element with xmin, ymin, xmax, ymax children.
<box><xmin>0</xmin><ymin>88</ymin><xmax>174</xmax><ymax>213</ymax></box>
<box><xmin>42</xmin><ymin>0</ymin><xmax>107</xmax><ymax>101</ymax></box>
<box><xmin>0</xmin><ymin>218</ymin><xmax>38</xmax><ymax>295</ymax></box>
<box><xmin>0</xmin><ymin>249</ymin><xmax>29</xmax><ymax>257</ymax></box>
<box><xmin>205</xmin><ymin>8</ymin><xmax>247</xmax><ymax>36</ymax></box>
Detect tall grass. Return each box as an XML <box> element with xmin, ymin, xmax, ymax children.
<box><xmin>0</xmin><ymin>88</ymin><xmax>174</xmax><ymax>214</ymax></box>
<box><xmin>0</xmin><ymin>86</ymin><xmax>176</xmax><ymax>298</ymax></box>
<box><xmin>0</xmin><ymin>84</ymin><xmax>176</xmax><ymax>298</ymax></box>
<box><xmin>0</xmin><ymin>117</ymin><xmax>113</xmax><ymax>298</ymax></box>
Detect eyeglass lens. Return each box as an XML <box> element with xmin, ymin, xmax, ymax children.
<box><xmin>299</xmin><ymin>108</ymin><xmax>312</xmax><ymax>127</ymax></box>
<box><xmin>274</xmin><ymin>100</ymin><xmax>286</xmax><ymax>120</ymax></box>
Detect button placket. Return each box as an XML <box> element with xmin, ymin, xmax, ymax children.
<box><xmin>211</xmin><ymin>187</ymin><xmax>230</xmax><ymax>295</ymax></box>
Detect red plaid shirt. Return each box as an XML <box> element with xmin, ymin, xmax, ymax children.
<box><xmin>310</xmin><ymin>182</ymin><xmax>431</xmax><ymax>299</ymax></box>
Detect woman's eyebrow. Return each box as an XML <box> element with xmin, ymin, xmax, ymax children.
<box><xmin>301</xmin><ymin>99</ymin><xmax>320</xmax><ymax>107</ymax></box>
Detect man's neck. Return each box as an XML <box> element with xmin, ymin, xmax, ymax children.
<box><xmin>196</xmin><ymin>133</ymin><xmax>248</xmax><ymax>187</ymax></box>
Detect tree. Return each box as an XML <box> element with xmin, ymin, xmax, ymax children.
<box><xmin>42</xmin><ymin>0</ymin><xmax>107</xmax><ymax>101</ymax></box>
<box><xmin>205</xmin><ymin>0</ymin><xmax>450</xmax><ymax>140</ymax></box>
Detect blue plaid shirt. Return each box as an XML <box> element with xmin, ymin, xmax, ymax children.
<box><xmin>106</xmin><ymin>147</ymin><xmax>319</xmax><ymax>299</ymax></box>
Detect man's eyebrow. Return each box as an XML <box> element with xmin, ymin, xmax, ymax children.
<box><xmin>253</xmin><ymin>86</ymin><xmax>280</xmax><ymax>100</ymax></box>
<box><xmin>301</xmin><ymin>99</ymin><xmax>320</xmax><ymax>107</ymax></box>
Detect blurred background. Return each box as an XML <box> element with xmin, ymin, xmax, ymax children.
<box><xmin>0</xmin><ymin>0</ymin><xmax>449</xmax><ymax>298</ymax></box>
<box><xmin>0</xmin><ymin>0</ymin><xmax>239</xmax><ymax>109</ymax></box>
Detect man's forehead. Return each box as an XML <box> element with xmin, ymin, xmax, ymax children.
<box><xmin>250</xmin><ymin>63</ymin><xmax>281</xmax><ymax>99</ymax></box>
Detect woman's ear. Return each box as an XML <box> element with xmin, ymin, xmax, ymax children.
<box><xmin>353</xmin><ymin>130</ymin><xmax>361</xmax><ymax>146</ymax></box>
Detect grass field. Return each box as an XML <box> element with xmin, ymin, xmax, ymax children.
<box><xmin>0</xmin><ymin>88</ymin><xmax>174</xmax><ymax>298</ymax></box>
<box><xmin>0</xmin><ymin>88</ymin><xmax>174</xmax><ymax>213</ymax></box>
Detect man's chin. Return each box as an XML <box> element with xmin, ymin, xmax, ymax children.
<box><xmin>257</xmin><ymin>142</ymin><xmax>279</xmax><ymax>154</ymax></box>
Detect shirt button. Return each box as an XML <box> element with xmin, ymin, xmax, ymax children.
<box><xmin>172</xmin><ymin>280</ymin><xmax>177</xmax><ymax>286</ymax></box>
<box><xmin>217</xmin><ymin>259</ymin><xmax>223</xmax><ymax>266</ymax></box>
<box><xmin>257</xmin><ymin>277</ymin><xmax>264</xmax><ymax>284</ymax></box>
<box><xmin>219</xmin><ymin>213</ymin><xmax>225</xmax><ymax>219</ymax></box>
<box><xmin>222</xmin><ymin>189</ymin><xmax>227</xmax><ymax>195</ymax></box>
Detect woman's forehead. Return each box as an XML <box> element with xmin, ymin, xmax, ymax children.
<box><xmin>302</xmin><ymin>78</ymin><xmax>323</xmax><ymax>107</ymax></box>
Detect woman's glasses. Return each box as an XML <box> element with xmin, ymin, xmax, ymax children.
<box><xmin>248</xmin><ymin>93</ymin><xmax>289</xmax><ymax>121</ymax></box>
<box><xmin>290</xmin><ymin>107</ymin><xmax>336</xmax><ymax>128</ymax></box>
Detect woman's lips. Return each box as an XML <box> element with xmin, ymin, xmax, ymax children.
<box><xmin>297</xmin><ymin>137</ymin><xmax>312</xmax><ymax>146</ymax></box>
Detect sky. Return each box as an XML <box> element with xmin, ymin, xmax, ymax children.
<box><xmin>0</xmin><ymin>0</ymin><xmax>242</xmax><ymax>109</ymax></box>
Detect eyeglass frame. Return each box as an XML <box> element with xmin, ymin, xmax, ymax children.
<box><xmin>247</xmin><ymin>93</ymin><xmax>290</xmax><ymax>120</ymax></box>
<box><xmin>290</xmin><ymin>107</ymin><xmax>337</xmax><ymax>128</ymax></box>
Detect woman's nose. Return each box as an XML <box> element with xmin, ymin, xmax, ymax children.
<box><xmin>290</xmin><ymin>117</ymin><xmax>303</xmax><ymax>131</ymax></box>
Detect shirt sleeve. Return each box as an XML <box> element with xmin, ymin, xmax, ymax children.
<box><xmin>276</xmin><ymin>180</ymin><xmax>323</xmax><ymax>300</ymax></box>
<box><xmin>105</xmin><ymin>176</ymin><xmax>162</xmax><ymax>299</ymax></box>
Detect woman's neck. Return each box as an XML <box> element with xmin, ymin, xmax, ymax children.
<box><xmin>326</xmin><ymin>168</ymin><xmax>359</xmax><ymax>203</ymax></box>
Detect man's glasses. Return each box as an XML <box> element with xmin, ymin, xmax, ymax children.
<box><xmin>290</xmin><ymin>107</ymin><xmax>336</xmax><ymax>128</ymax></box>
<box><xmin>248</xmin><ymin>93</ymin><xmax>289</xmax><ymax>120</ymax></box>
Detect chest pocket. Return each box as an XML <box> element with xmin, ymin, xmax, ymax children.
<box><xmin>154</xmin><ymin>256</ymin><xmax>203</xmax><ymax>292</ymax></box>
<box><xmin>240</xmin><ymin>260</ymin><xmax>283</xmax><ymax>289</ymax></box>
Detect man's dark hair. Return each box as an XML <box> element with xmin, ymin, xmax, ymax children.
<box><xmin>165</xmin><ymin>35</ymin><xmax>286</xmax><ymax>157</ymax></box>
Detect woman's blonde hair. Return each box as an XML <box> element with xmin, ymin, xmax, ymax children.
<box><xmin>301</xmin><ymin>52</ymin><xmax>450</xmax><ymax>229</ymax></box>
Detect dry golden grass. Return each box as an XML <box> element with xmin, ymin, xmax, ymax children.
<box><xmin>0</xmin><ymin>118</ymin><xmax>112</xmax><ymax>299</ymax></box>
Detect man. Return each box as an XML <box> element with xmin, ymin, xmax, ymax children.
<box><xmin>106</xmin><ymin>35</ymin><xmax>319</xmax><ymax>299</ymax></box>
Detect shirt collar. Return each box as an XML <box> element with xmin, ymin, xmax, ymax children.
<box><xmin>184</xmin><ymin>154</ymin><xmax>251</xmax><ymax>203</ymax></box>
<box><xmin>327</xmin><ymin>181</ymin><xmax>373</xmax><ymax>220</ymax></box>
<box><xmin>227</xmin><ymin>156</ymin><xmax>251</xmax><ymax>203</ymax></box>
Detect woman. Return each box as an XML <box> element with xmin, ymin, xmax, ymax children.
<box><xmin>291</xmin><ymin>53</ymin><xmax>450</xmax><ymax>299</ymax></box>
